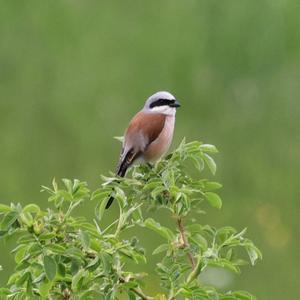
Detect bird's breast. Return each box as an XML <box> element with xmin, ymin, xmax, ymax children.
<box><xmin>143</xmin><ymin>115</ymin><xmax>175</xmax><ymax>162</ymax></box>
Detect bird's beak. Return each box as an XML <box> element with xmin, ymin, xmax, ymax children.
<box><xmin>170</xmin><ymin>100</ymin><xmax>181</xmax><ymax>108</ymax></box>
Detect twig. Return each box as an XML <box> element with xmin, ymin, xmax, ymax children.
<box><xmin>176</xmin><ymin>217</ymin><xmax>196</xmax><ymax>268</ymax></box>
<box><xmin>186</xmin><ymin>255</ymin><xmax>202</xmax><ymax>284</ymax></box>
<box><xmin>62</xmin><ymin>288</ymin><xmax>71</xmax><ymax>300</ymax></box>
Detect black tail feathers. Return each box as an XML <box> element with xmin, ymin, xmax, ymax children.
<box><xmin>105</xmin><ymin>150</ymin><xmax>134</xmax><ymax>209</ymax></box>
<box><xmin>105</xmin><ymin>168</ymin><xmax>126</xmax><ymax>209</ymax></box>
<box><xmin>105</xmin><ymin>195</ymin><xmax>115</xmax><ymax>209</ymax></box>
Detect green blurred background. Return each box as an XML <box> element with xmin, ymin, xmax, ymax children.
<box><xmin>1</xmin><ymin>1</ymin><xmax>299</xmax><ymax>299</ymax></box>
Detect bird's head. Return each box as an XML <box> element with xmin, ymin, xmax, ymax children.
<box><xmin>143</xmin><ymin>91</ymin><xmax>181</xmax><ymax>116</ymax></box>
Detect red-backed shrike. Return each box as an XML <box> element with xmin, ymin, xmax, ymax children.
<box><xmin>106</xmin><ymin>91</ymin><xmax>180</xmax><ymax>208</ymax></box>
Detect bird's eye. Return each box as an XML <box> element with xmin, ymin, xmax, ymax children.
<box><xmin>150</xmin><ymin>99</ymin><xmax>175</xmax><ymax>108</ymax></box>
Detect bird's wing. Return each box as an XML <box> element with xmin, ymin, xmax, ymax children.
<box><xmin>116</xmin><ymin>112</ymin><xmax>166</xmax><ymax>175</ymax></box>
<box><xmin>125</xmin><ymin>111</ymin><xmax>166</xmax><ymax>151</ymax></box>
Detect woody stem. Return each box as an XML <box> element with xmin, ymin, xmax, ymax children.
<box><xmin>176</xmin><ymin>217</ymin><xmax>196</xmax><ymax>268</ymax></box>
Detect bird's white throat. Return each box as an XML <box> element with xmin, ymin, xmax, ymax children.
<box><xmin>150</xmin><ymin>105</ymin><xmax>176</xmax><ymax>116</ymax></box>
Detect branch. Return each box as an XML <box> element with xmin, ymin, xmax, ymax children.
<box><xmin>176</xmin><ymin>217</ymin><xmax>196</xmax><ymax>268</ymax></box>
<box><xmin>186</xmin><ymin>255</ymin><xmax>202</xmax><ymax>284</ymax></box>
<box><xmin>63</xmin><ymin>288</ymin><xmax>71</xmax><ymax>300</ymax></box>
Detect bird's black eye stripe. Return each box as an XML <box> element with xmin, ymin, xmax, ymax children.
<box><xmin>150</xmin><ymin>98</ymin><xmax>175</xmax><ymax>108</ymax></box>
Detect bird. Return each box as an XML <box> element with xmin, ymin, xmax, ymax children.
<box><xmin>105</xmin><ymin>91</ymin><xmax>181</xmax><ymax>209</ymax></box>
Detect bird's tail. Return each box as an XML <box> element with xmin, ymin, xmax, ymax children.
<box><xmin>105</xmin><ymin>149</ymin><xmax>135</xmax><ymax>209</ymax></box>
<box><xmin>105</xmin><ymin>196</ymin><xmax>115</xmax><ymax>210</ymax></box>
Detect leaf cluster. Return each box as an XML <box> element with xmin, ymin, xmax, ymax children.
<box><xmin>0</xmin><ymin>140</ymin><xmax>261</xmax><ymax>299</ymax></box>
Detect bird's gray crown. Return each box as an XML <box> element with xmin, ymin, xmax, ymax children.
<box><xmin>143</xmin><ymin>91</ymin><xmax>176</xmax><ymax>110</ymax></box>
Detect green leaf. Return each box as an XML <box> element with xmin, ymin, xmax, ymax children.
<box><xmin>19</xmin><ymin>212</ymin><xmax>33</xmax><ymax>226</ymax></box>
<box><xmin>80</xmin><ymin>289</ymin><xmax>102</xmax><ymax>299</ymax></box>
<box><xmin>143</xmin><ymin>180</ymin><xmax>163</xmax><ymax>191</ymax></box>
<box><xmin>200</xmin><ymin>144</ymin><xmax>218</xmax><ymax>153</ymax></box>
<box><xmin>208</xmin><ymin>259</ymin><xmax>240</xmax><ymax>273</ymax></box>
<box><xmin>38</xmin><ymin>233</ymin><xmax>56</xmax><ymax>241</ymax></box>
<box><xmin>95</xmin><ymin>197</ymin><xmax>110</xmax><ymax>221</ymax></box>
<box><xmin>27</xmin><ymin>243</ymin><xmax>42</xmax><ymax>256</ymax></box>
<box><xmin>7</xmin><ymin>273</ymin><xmax>19</xmax><ymax>285</ymax></box>
<box><xmin>128</xmin><ymin>290</ymin><xmax>137</xmax><ymax>300</ymax></box>
<box><xmin>204</xmin><ymin>181</ymin><xmax>222</xmax><ymax>191</ymax></box>
<box><xmin>150</xmin><ymin>186</ymin><xmax>166</xmax><ymax>199</ymax></box>
<box><xmin>203</xmin><ymin>153</ymin><xmax>217</xmax><ymax>175</ymax></box>
<box><xmin>62</xmin><ymin>178</ymin><xmax>73</xmax><ymax>193</ymax></box>
<box><xmin>52</xmin><ymin>178</ymin><xmax>58</xmax><ymax>192</ymax></box>
<box><xmin>16</xmin><ymin>271</ymin><xmax>30</xmax><ymax>286</ymax></box>
<box><xmin>72</xmin><ymin>268</ymin><xmax>85</xmax><ymax>292</ymax></box>
<box><xmin>43</xmin><ymin>256</ymin><xmax>57</xmax><ymax>281</ymax></box>
<box><xmin>65</xmin><ymin>247</ymin><xmax>83</xmax><ymax>260</ymax></box>
<box><xmin>14</xmin><ymin>245</ymin><xmax>28</xmax><ymax>264</ymax></box>
<box><xmin>245</xmin><ymin>244</ymin><xmax>262</xmax><ymax>266</ymax></box>
<box><xmin>26</xmin><ymin>275</ymin><xmax>34</xmax><ymax>297</ymax></box>
<box><xmin>71</xmin><ymin>259</ymin><xmax>81</xmax><ymax>275</ymax></box>
<box><xmin>226</xmin><ymin>248</ymin><xmax>233</xmax><ymax>260</ymax></box>
<box><xmin>205</xmin><ymin>192</ymin><xmax>222</xmax><ymax>209</ymax></box>
<box><xmin>47</xmin><ymin>244</ymin><xmax>66</xmax><ymax>254</ymax></box>
<box><xmin>39</xmin><ymin>278</ymin><xmax>52</xmax><ymax>298</ymax></box>
<box><xmin>57</xmin><ymin>263</ymin><xmax>66</xmax><ymax>277</ymax></box>
<box><xmin>190</xmin><ymin>155</ymin><xmax>205</xmax><ymax>172</ymax></box>
<box><xmin>16</xmin><ymin>260</ymin><xmax>30</xmax><ymax>271</ymax></box>
<box><xmin>227</xmin><ymin>290</ymin><xmax>257</xmax><ymax>300</ymax></box>
<box><xmin>0</xmin><ymin>211</ymin><xmax>18</xmax><ymax>230</ymax></box>
<box><xmin>91</xmin><ymin>189</ymin><xmax>111</xmax><ymax>201</ymax></box>
<box><xmin>233</xmin><ymin>228</ymin><xmax>248</xmax><ymax>240</ymax></box>
<box><xmin>0</xmin><ymin>230</ymin><xmax>7</xmax><ymax>237</ymax></box>
<box><xmin>186</xmin><ymin>224</ymin><xmax>203</xmax><ymax>233</ymax></box>
<box><xmin>131</xmin><ymin>206</ymin><xmax>143</xmax><ymax>222</ymax></box>
<box><xmin>190</xmin><ymin>234</ymin><xmax>208</xmax><ymax>250</ymax></box>
<box><xmin>22</xmin><ymin>204</ymin><xmax>40</xmax><ymax>214</ymax></box>
<box><xmin>79</xmin><ymin>230</ymin><xmax>90</xmax><ymax>249</ymax></box>
<box><xmin>0</xmin><ymin>287</ymin><xmax>9</xmax><ymax>296</ymax></box>
<box><xmin>152</xmin><ymin>244</ymin><xmax>169</xmax><ymax>255</ymax></box>
<box><xmin>32</xmin><ymin>273</ymin><xmax>46</xmax><ymax>284</ymax></box>
<box><xmin>100</xmin><ymin>252</ymin><xmax>111</xmax><ymax>274</ymax></box>
<box><xmin>17</xmin><ymin>234</ymin><xmax>35</xmax><ymax>244</ymax></box>
<box><xmin>86</xmin><ymin>256</ymin><xmax>100</xmax><ymax>271</ymax></box>
<box><xmin>114</xmin><ymin>186</ymin><xmax>127</xmax><ymax>207</ymax></box>
<box><xmin>144</xmin><ymin>218</ymin><xmax>175</xmax><ymax>241</ymax></box>
<box><xmin>0</xmin><ymin>204</ymin><xmax>11</xmax><ymax>214</ymax></box>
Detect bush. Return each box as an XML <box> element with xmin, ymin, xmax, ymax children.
<box><xmin>0</xmin><ymin>140</ymin><xmax>261</xmax><ymax>299</ymax></box>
